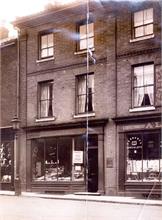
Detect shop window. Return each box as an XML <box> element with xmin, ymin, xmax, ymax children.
<box><xmin>77</xmin><ymin>22</ymin><xmax>94</xmax><ymax>51</ymax></box>
<box><xmin>73</xmin><ymin>136</ymin><xmax>85</xmax><ymax>181</ymax></box>
<box><xmin>133</xmin><ymin>8</ymin><xmax>153</xmax><ymax>38</ymax></box>
<box><xmin>126</xmin><ymin>131</ymin><xmax>161</xmax><ymax>182</ymax></box>
<box><xmin>133</xmin><ymin>64</ymin><xmax>154</xmax><ymax>108</ymax></box>
<box><xmin>32</xmin><ymin>137</ymin><xmax>72</xmax><ymax>182</ymax></box>
<box><xmin>32</xmin><ymin>136</ymin><xmax>89</xmax><ymax>182</ymax></box>
<box><xmin>39</xmin><ymin>32</ymin><xmax>54</xmax><ymax>59</ymax></box>
<box><xmin>76</xmin><ymin>73</ymin><xmax>94</xmax><ymax>114</ymax></box>
<box><xmin>38</xmin><ymin>81</ymin><xmax>54</xmax><ymax>118</ymax></box>
<box><xmin>0</xmin><ymin>141</ymin><xmax>13</xmax><ymax>183</ymax></box>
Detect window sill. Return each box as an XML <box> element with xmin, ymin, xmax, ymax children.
<box><xmin>130</xmin><ymin>34</ymin><xmax>154</xmax><ymax>43</ymax></box>
<box><xmin>74</xmin><ymin>48</ymin><xmax>95</xmax><ymax>55</ymax></box>
<box><xmin>129</xmin><ymin>106</ymin><xmax>155</xmax><ymax>113</ymax></box>
<box><xmin>36</xmin><ymin>57</ymin><xmax>55</xmax><ymax>63</ymax></box>
<box><xmin>35</xmin><ymin>117</ymin><xmax>56</xmax><ymax>122</ymax></box>
<box><xmin>73</xmin><ymin>112</ymin><xmax>95</xmax><ymax>119</ymax></box>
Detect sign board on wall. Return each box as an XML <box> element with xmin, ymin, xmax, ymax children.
<box><xmin>73</xmin><ymin>151</ymin><xmax>83</xmax><ymax>164</ymax></box>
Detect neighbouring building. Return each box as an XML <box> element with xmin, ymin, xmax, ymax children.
<box><xmin>0</xmin><ymin>0</ymin><xmax>161</xmax><ymax>197</ymax></box>
<box><xmin>0</xmin><ymin>27</ymin><xmax>17</xmax><ymax>190</ymax></box>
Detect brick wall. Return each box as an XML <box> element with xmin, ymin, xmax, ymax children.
<box><xmin>0</xmin><ymin>41</ymin><xmax>17</xmax><ymax>127</ymax></box>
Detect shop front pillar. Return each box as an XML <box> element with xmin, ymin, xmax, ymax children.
<box><xmin>97</xmin><ymin>133</ymin><xmax>105</xmax><ymax>194</ymax></box>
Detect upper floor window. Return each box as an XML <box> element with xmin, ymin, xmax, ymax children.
<box><xmin>39</xmin><ymin>32</ymin><xmax>54</xmax><ymax>59</ymax></box>
<box><xmin>133</xmin><ymin>64</ymin><xmax>154</xmax><ymax>108</ymax></box>
<box><xmin>38</xmin><ymin>81</ymin><xmax>53</xmax><ymax>118</ymax></box>
<box><xmin>76</xmin><ymin>73</ymin><xmax>94</xmax><ymax>114</ymax></box>
<box><xmin>133</xmin><ymin>8</ymin><xmax>153</xmax><ymax>38</ymax></box>
<box><xmin>78</xmin><ymin>22</ymin><xmax>94</xmax><ymax>51</ymax></box>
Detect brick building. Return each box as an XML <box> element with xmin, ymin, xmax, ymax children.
<box><xmin>1</xmin><ymin>0</ymin><xmax>161</xmax><ymax>197</ymax></box>
<box><xmin>0</xmin><ymin>28</ymin><xmax>17</xmax><ymax>190</ymax></box>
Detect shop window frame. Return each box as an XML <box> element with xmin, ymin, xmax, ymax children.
<box><xmin>125</xmin><ymin>130</ymin><xmax>161</xmax><ymax>184</ymax></box>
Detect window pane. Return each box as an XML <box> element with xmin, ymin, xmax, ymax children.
<box><xmin>32</xmin><ymin>139</ymin><xmax>45</xmax><ymax>181</ymax></box>
<box><xmin>144</xmin><ymin>8</ymin><xmax>153</xmax><ymax>24</ymax></box>
<box><xmin>57</xmin><ymin>137</ymin><xmax>72</xmax><ymax>181</ymax></box>
<box><xmin>0</xmin><ymin>142</ymin><xmax>12</xmax><ymax>183</ymax></box>
<box><xmin>126</xmin><ymin>135</ymin><xmax>143</xmax><ymax>182</ymax></box>
<box><xmin>134</xmin><ymin>66</ymin><xmax>144</xmax><ymax>87</ymax></box>
<box><xmin>134</xmin><ymin>11</ymin><xmax>143</xmax><ymax>27</ymax></box>
<box><xmin>88</xmin><ymin>74</ymin><xmax>94</xmax><ymax>93</ymax></box>
<box><xmin>80</xmin><ymin>25</ymin><xmax>86</xmax><ymax>39</ymax></box>
<box><xmin>41</xmin><ymin>35</ymin><xmax>48</xmax><ymax>49</ymax></box>
<box><xmin>78</xmin><ymin>95</ymin><xmax>86</xmax><ymax>113</ymax></box>
<box><xmin>40</xmin><ymin>85</ymin><xmax>48</xmax><ymax>100</ymax></box>
<box><xmin>40</xmin><ymin>100</ymin><xmax>48</xmax><ymax>117</ymax></box>
<box><xmin>88</xmin><ymin>23</ymin><xmax>94</xmax><ymax>38</ymax></box>
<box><xmin>145</xmin><ymin>24</ymin><xmax>153</xmax><ymax>35</ymax></box>
<box><xmin>78</xmin><ymin>75</ymin><xmax>86</xmax><ymax>95</ymax></box>
<box><xmin>135</xmin><ymin>26</ymin><xmax>144</xmax><ymax>38</ymax></box>
<box><xmin>45</xmin><ymin>138</ymin><xmax>57</xmax><ymax>181</ymax></box>
<box><xmin>143</xmin><ymin>133</ymin><xmax>160</xmax><ymax>182</ymax></box>
<box><xmin>41</xmin><ymin>49</ymin><xmax>48</xmax><ymax>58</ymax></box>
<box><xmin>144</xmin><ymin>64</ymin><xmax>154</xmax><ymax>85</ymax></box>
<box><xmin>80</xmin><ymin>39</ymin><xmax>87</xmax><ymax>50</ymax></box>
<box><xmin>141</xmin><ymin>89</ymin><xmax>153</xmax><ymax>106</ymax></box>
<box><xmin>48</xmin><ymin>47</ymin><xmax>54</xmax><ymax>57</ymax></box>
<box><xmin>87</xmin><ymin>88</ymin><xmax>93</xmax><ymax>112</ymax></box>
<box><xmin>48</xmin><ymin>34</ymin><xmax>53</xmax><ymax>47</ymax></box>
<box><xmin>73</xmin><ymin>136</ymin><xmax>85</xmax><ymax>181</ymax></box>
<box><xmin>87</xmin><ymin>74</ymin><xmax>94</xmax><ymax>112</ymax></box>
<box><xmin>134</xmin><ymin>87</ymin><xmax>144</xmax><ymax>107</ymax></box>
<box><xmin>88</xmin><ymin>37</ymin><xmax>94</xmax><ymax>48</ymax></box>
<box><xmin>80</xmin><ymin>38</ymin><xmax>94</xmax><ymax>50</ymax></box>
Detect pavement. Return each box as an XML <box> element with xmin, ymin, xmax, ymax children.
<box><xmin>0</xmin><ymin>190</ymin><xmax>162</xmax><ymax>207</ymax></box>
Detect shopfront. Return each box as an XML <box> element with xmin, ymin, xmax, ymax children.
<box><xmin>117</xmin><ymin>114</ymin><xmax>162</xmax><ymax>196</ymax></box>
<box><xmin>26</xmin><ymin>120</ymin><xmax>106</xmax><ymax>194</ymax></box>
<box><xmin>0</xmin><ymin>128</ymin><xmax>14</xmax><ymax>190</ymax></box>
<box><xmin>30</xmin><ymin>135</ymin><xmax>98</xmax><ymax>192</ymax></box>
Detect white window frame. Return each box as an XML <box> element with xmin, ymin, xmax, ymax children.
<box><xmin>78</xmin><ymin>22</ymin><xmax>94</xmax><ymax>51</ymax></box>
<box><xmin>133</xmin><ymin>8</ymin><xmax>153</xmax><ymax>39</ymax></box>
<box><xmin>38</xmin><ymin>81</ymin><xmax>54</xmax><ymax>119</ymax></box>
<box><xmin>131</xmin><ymin>63</ymin><xmax>155</xmax><ymax>110</ymax></box>
<box><xmin>76</xmin><ymin>73</ymin><xmax>94</xmax><ymax>115</ymax></box>
<box><xmin>39</xmin><ymin>32</ymin><xmax>54</xmax><ymax>59</ymax></box>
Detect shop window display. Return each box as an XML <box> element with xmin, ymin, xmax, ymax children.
<box><xmin>0</xmin><ymin>141</ymin><xmax>12</xmax><ymax>183</ymax></box>
<box><xmin>126</xmin><ymin>132</ymin><xmax>161</xmax><ymax>182</ymax></box>
<box><xmin>32</xmin><ymin>136</ymin><xmax>85</xmax><ymax>182</ymax></box>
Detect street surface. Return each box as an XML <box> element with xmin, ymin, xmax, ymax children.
<box><xmin>0</xmin><ymin>195</ymin><xmax>162</xmax><ymax>220</ymax></box>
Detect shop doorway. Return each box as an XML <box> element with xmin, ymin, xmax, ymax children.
<box><xmin>88</xmin><ymin>148</ymin><xmax>98</xmax><ymax>192</ymax></box>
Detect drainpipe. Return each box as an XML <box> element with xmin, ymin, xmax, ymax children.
<box><xmin>16</xmin><ymin>28</ymin><xmax>20</xmax><ymax>119</ymax></box>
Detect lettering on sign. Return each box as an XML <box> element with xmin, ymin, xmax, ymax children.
<box><xmin>145</xmin><ymin>122</ymin><xmax>162</xmax><ymax>129</ymax></box>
